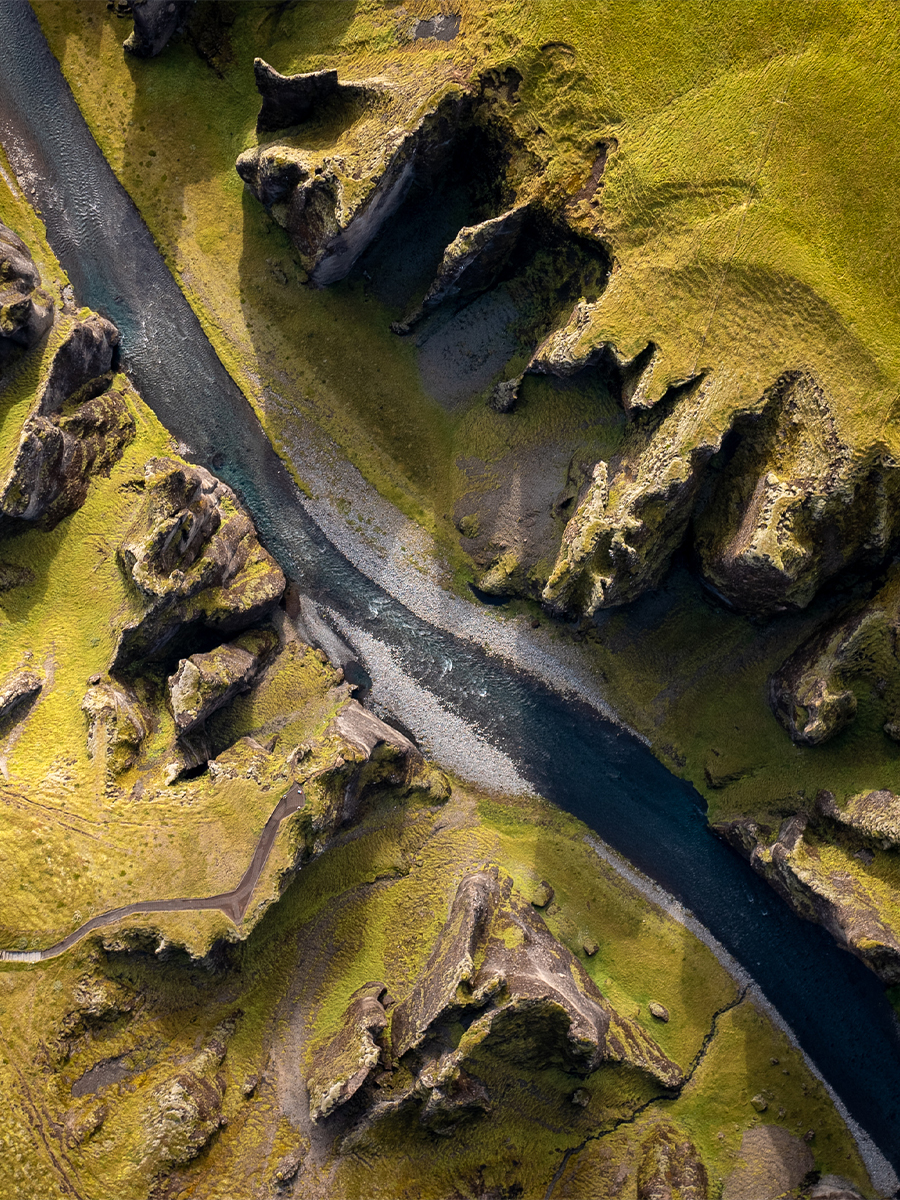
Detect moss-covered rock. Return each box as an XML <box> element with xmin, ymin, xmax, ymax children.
<box><xmin>113</xmin><ymin>456</ymin><xmax>285</xmax><ymax>668</ymax></box>
<box><xmin>637</xmin><ymin>1120</ymin><xmax>709</xmax><ymax>1200</ymax></box>
<box><xmin>81</xmin><ymin>677</ymin><xmax>151</xmax><ymax>774</ymax></box>
<box><xmin>0</xmin><ymin>665</ymin><xmax>41</xmax><ymax>723</ymax></box>
<box><xmin>167</xmin><ymin>627</ymin><xmax>278</xmax><ymax>735</ymax></box>
<box><xmin>122</xmin><ymin>0</ymin><xmax>194</xmax><ymax>59</ymax></box>
<box><xmin>0</xmin><ymin>220</ymin><xmax>53</xmax><ymax>370</ymax></box>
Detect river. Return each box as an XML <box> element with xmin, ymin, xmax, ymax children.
<box><xmin>0</xmin><ymin>1</ymin><xmax>898</xmax><ymax>1184</ymax></box>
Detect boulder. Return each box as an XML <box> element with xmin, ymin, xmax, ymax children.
<box><xmin>167</xmin><ymin>628</ymin><xmax>278</xmax><ymax>735</ymax></box>
<box><xmin>393</xmin><ymin>204</ymin><xmax>532</xmax><ymax>332</ymax></box>
<box><xmin>0</xmin><ymin>221</ymin><xmax>53</xmax><ymax>369</ymax></box>
<box><xmin>81</xmin><ymin>679</ymin><xmax>150</xmax><ymax>773</ymax></box>
<box><xmin>637</xmin><ymin>1121</ymin><xmax>709</xmax><ymax>1200</ymax></box>
<box><xmin>694</xmin><ymin>371</ymin><xmax>900</xmax><ymax>615</ymax></box>
<box><xmin>0</xmin><ymin>667</ymin><xmax>41</xmax><ymax>723</ymax></box>
<box><xmin>112</xmin><ymin>457</ymin><xmax>285</xmax><ymax>669</ymax></box>
<box><xmin>0</xmin><ymin>314</ymin><xmax>135</xmax><ymax>536</ymax></box>
<box><xmin>123</xmin><ymin>0</ymin><xmax>195</xmax><ymax>58</ymax></box>
<box><xmin>237</xmin><ymin>82</ymin><xmax>467</xmax><ymax>286</ymax></box>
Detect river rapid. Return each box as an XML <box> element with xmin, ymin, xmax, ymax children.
<box><xmin>0</xmin><ymin>3</ymin><xmax>898</xmax><ymax>1185</ymax></box>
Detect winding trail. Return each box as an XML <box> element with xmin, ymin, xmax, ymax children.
<box><xmin>0</xmin><ymin>3</ymin><xmax>899</xmax><ymax>1187</ymax></box>
<box><xmin>0</xmin><ymin>784</ymin><xmax>305</xmax><ymax>964</ymax></box>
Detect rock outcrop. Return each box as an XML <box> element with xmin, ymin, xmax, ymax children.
<box><xmin>0</xmin><ymin>314</ymin><xmax>136</xmax><ymax>536</ymax></box>
<box><xmin>541</xmin><ymin>375</ymin><xmax>735</xmax><ymax>614</ymax></box>
<box><xmin>721</xmin><ymin>811</ymin><xmax>900</xmax><ymax>984</ymax></box>
<box><xmin>237</xmin><ymin>74</ymin><xmax>468</xmax><ymax>285</ymax></box>
<box><xmin>167</xmin><ymin>628</ymin><xmax>277</xmax><ymax>735</ymax></box>
<box><xmin>140</xmin><ymin>1033</ymin><xmax>228</xmax><ymax>1174</ymax></box>
<box><xmin>252</xmin><ymin>60</ymin><xmax>384</xmax><ymax>134</ymax></box>
<box><xmin>769</xmin><ymin>565</ymin><xmax>900</xmax><ymax>745</ymax></box>
<box><xmin>393</xmin><ymin>204</ymin><xmax>532</xmax><ymax>333</ymax></box>
<box><xmin>637</xmin><ymin>1121</ymin><xmax>709</xmax><ymax>1200</ymax></box>
<box><xmin>308</xmin><ymin>982</ymin><xmax>391</xmax><ymax>1122</ymax></box>
<box><xmin>112</xmin><ymin>457</ymin><xmax>285</xmax><ymax>669</ymax></box>
<box><xmin>0</xmin><ymin>221</ymin><xmax>53</xmax><ymax>369</ymax></box>
<box><xmin>694</xmin><ymin>371</ymin><xmax>900</xmax><ymax>615</ymax></box>
<box><xmin>308</xmin><ymin>868</ymin><xmax>682</xmax><ymax>1134</ymax></box>
<box><xmin>0</xmin><ymin>667</ymin><xmax>41</xmax><ymax>724</ymax></box>
<box><xmin>123</xmin><ymin>0</ymin><xmax>195</xmax><ymax>58</ymax></box>
<box><xmin>82</xmin><ymin>679</ymin><xmax>150</xmax><ymax>774</ymax></box>
<box><xmin>721</xmin><ymin>1125</ymin><xmax>814</xmax><ymax>1200</ymax></box>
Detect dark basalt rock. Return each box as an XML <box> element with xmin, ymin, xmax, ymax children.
<box><xmin>0</xmin><ymin>667</ymin><xmax>42</xmax><ymax>723</ymax></box>
<box><xmin>112</xmin><ymin>457</ymin><xmax>286</xmax><ymax>670</ymax></box>
<box><xmin>768</xmin><ymin>565</ymin><xmax>900</xmax><ymax>745</ymax></box>
<box><xmin>123</xmin><ymin>0</ymin><xmax>195</xmax><ymax>58</ymax></box>
<box><xmin>0</xmin><ymin>221</ymin><xmax>53</xmax><ymax>369</ymax></box>
<box><xmin>394</xmin><ymin>204</ymin><xmax>532</xmax><ymax>332</ymax></box>
<box><xmin>252</xmin><ymin>60</ymin><xmax>384</xmax><ymax>134</ymax></box>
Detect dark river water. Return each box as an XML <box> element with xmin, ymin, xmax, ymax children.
<box><xmin>1</xmin><ymin>2</ymin><xmax>898</xmax><ymax>1179</ymax></box>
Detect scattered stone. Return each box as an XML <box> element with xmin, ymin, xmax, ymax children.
<box><xmin>63</xmin><ymin>1100</ymin><xmax>106</xmax><ymax>1147</ymax></box>
<box><xmin>240</xmin><ymin>1074</ymin><xmax>258</xmax><ymax>1099</ymax></box>
<box><xmin>582</xmin><ymin>937</ymin><xmax>598</xmax><ymax>957</ymax></box>
<box><xmin>648</xmin><ymin>1002</ymin><xmax>669</xmax><ymax>1023</ymax></box>
<box><xmin>412</xmin><ymin>13</ymin><xmax>461</xmax><ymax>41</ymax></box>
<box><xmin>750</xmin><ymin>1093</ymin><xmax>768</xmax><ymax>1112</ymax></box>
<box><xmin>488</xmin><ymin>375</ymin><xmax>523</xmax><ymax>412</ymax></box>
<box><xmin>530</xmin><ymin>879</ymin><xmax>554</xmax><ymax>908</ymax></box>
<box><xmin>0</xmin><ymin>667</ymin><xmax>42</xmax><ymax>723</ymax></box>
<box><xmin>272</xmin><ymin>1147</ymin><xmax>304</xmax><ymax>1186</ymax></box>
<box><xmin>123</xmin><ymin>0</ymin><xmax>195</xmax><ymax>58</ymax></box>
<box><xmin>571</xmin><ymin>1087</ymin><xmax>589</xmax><ymax>1107</ymax></box>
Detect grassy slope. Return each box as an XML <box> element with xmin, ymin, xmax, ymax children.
<box><xmin>0</xmin><ymin>786</ymin><xmax>872</xmax><ymax>1198</ymax></box>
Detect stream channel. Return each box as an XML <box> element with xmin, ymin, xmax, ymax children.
<box><xmin>1</xmin><ymin>1</ymin><xmax>899</xmax><ymax>1181</ymax></box>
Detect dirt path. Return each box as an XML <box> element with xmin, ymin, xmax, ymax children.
<box><xmin>0</xmin><ymin>784</ymin><xmax>305</xmax><ymax>964</ymax></box>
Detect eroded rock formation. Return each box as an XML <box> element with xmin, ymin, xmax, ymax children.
<box><xmin>0</xmin><ymin>666</ymin><xmax>42</xmax><ymax>724</ymax></box>
<box><xmin>306</xmin><ymin>868</ymin><xmax>682</xmax><ymax>1137</ymax></box>
<box><xmin>0</xmin><ymin>313</ymin><xmax>136</xmax><ymax>536</ymax></box>
<box><xmin>82</xmin><ymin>678</ymin><xmax>150</xmax><ymax>774</ymax></box>
<box><xmin>0</xmin><ymin>221</ymin><xmax>53</xmax><ymax>368</ymax></box>
<box><xmin>123</xmin><ymin>0</ymin><xmax>195</xmax><ymax>58</ymax></box>
<box><xmin>112</xmin><ymin>457</ymin><xmax>285</xmax><ymax>669</ymax></box>
<box><xmin>167</xmin><ymin>628</ymin><xmax>278</xmax><ymax>735</ymax></box>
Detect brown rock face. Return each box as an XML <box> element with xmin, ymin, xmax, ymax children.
<box><xmin>307</xmin><ymin>983</ymin><xmax>390</xmax><ymax>1123</ymax></box>
<box><xmin>0</xmin><ymin>221</ymin><xmax>53</xmax><ymax>369</ymax></box>
<box><xmin>637</xmin><ymin>1121</ymin><xmax>709</xmax><ymax>1200</ymax></box>
<box><xmin>113</xmin><ymin>457</ymin><xmax>285</xmax><ymax>669</ymax></box>
<box><xmin>695</xmin><ymin>371</ymin><xmax>900</xmax><ymax>616</ymax></box>
<box><xmin>769</xmin><ymin>564</ymin><xmax>900</xmax><ymax>746</ymax></box>
<box><xmin>0</xmin><ymin>314</ymin><xmax>136</xmax><ymax>536</ymax></box>
<box><xmin>0</xmin><ymin>667</ymin><xmax>42</xmax><ymax>724</ymax></box>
